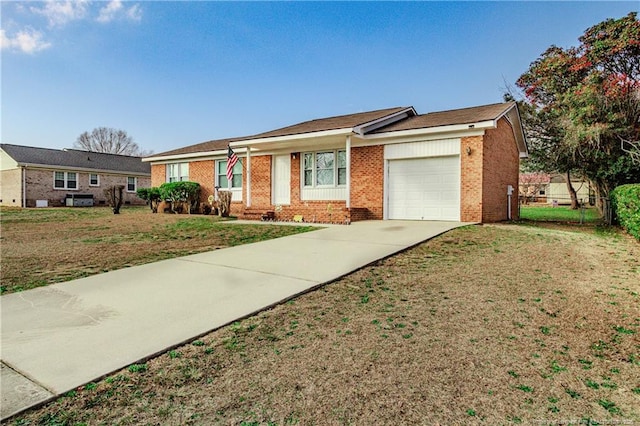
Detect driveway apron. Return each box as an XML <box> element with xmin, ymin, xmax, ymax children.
<box><xmin>1</xmin><ymin>220</ymin><xmax>467</xmax><ymax>420</ymax></box>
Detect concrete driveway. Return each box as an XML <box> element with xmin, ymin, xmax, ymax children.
<box><xmin>0</xmin><ymin>220</ymin><xmax>468</xmax><ymax>420</ymax></box>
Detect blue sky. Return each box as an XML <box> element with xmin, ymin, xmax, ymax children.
<box><xmin>1</xmin><ymin>1</ymin><xmax>637</xmax><ymax>155</ymax></box>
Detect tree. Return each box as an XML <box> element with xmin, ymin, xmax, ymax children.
<box><xmin>104</xmin><ymin>185</ymin><xmax>125</xmax><ymax>214</ymax></box>
<box><xmin>516</xmin><ymin>12</ymin><xmax>640</xmax><ymax>209</ymax></box>
<box><xmin>74</xmin><ymin>127</ymin><xmax>150</xmax><ymax>156</ymax></box>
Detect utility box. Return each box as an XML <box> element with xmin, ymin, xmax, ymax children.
<box><xmin>65</xmin><ymin>194</ymin><xmax>94</xmax><ymax>207</ymax></box>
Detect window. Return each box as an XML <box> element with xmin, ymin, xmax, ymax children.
<box><xmin>302</xmin><ymin>150</ymin><xmax>346</xmax><ymax>187</ymax></box>
<box><xmin>216</xmin><ymin>160</ymin><xmax>242</xmax><ymax>188</ymax></box>
<box><xmin>53</xmin><ymin>171</ymin><xmax>77</xmax><ymax>190</ymax></box>
<box><xmin>127</xmin><ymin>177</ymin><xmax>137</xmax><ymax>192</ymax></box>
<box><xmin>167</xmin><ymin>163</ymin><xmax>189</xmax><ymax>182</ymax></box>
<box><xmin>89</xmin><ymin>173</ymin><xmax>99</xmax><ymax>186</ymax></box>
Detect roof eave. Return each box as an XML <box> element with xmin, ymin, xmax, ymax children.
<box><xmin>503</xmin><ymin>103</ymin><xmax>529</xmax><ymax>158</ymax></box>
<box><xmin>363</xmin><ymin>120</ymin><xmax>497</xmax><ymax>140</ymax></box>
<box><xmin>353</xmin><ymin>107</ymin><xmax>418</xmax><ymax>136</ymax></box>
<box><xmin>230</xmin><ymin>128</ymin><xmax>353</xmax><ymax>148</ymax></box>
<box><xmin>17</xmin><ymin>162</ymin><xmax>150</xmax><ymax>176</ymax></box>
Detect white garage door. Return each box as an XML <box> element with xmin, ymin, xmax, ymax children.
<box><xmin>388</xmin><ymin>156</ymin><xmax>460</xmax><ymax>221</ymax></box>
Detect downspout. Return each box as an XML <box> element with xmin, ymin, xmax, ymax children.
<box><xmin>246</xmin><ymin>147</ymin><xmax>251</xmax><ymax>208</ymax></box>
<box><xmin>22</xmin><ymin>166</ymin><xmax>26</xmax><ymax>208</ymax></box>
<box><xmin>346</xmin><ymin>135</ymin><xmax>351</xmax><ymax>209</ymax></box>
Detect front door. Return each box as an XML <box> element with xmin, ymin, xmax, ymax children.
<box><xmin>273</xmin><ymin>154</ymin><xmax>291</xmax><ymax>205</ymax></box>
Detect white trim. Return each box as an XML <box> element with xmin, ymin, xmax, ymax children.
<box><xmin>352</xmin><ymin>129</ymin><xmax>485</xmax><ymax>148</ymax></box>
<box><xmin>16</xmin><ymin>163</ymin><xmax>149</xmax><ymax>177</ymax></box>
<box><xmin>246</xmin><ymin>147</ymin><xmax>251</xmax><ymax>207</ymax></box>
<box><xmin>166</xmin><ymin>162</ymin><xmax>189</xmax><ymax>182</ymax></box>
<box><xmin>362</xmin><ymin>120</ymin><xmax>496</xmax><ymax>141</ymax></box>
<box><xmin>384</xmin><ymin>138</ymin><xmax>461</xmax><ymax>160</ymax></box>
<box><xmin>89</xmin><ymin>173</ymin><xmax>100</xmax><ymax>186</ymax></box>
<box><xmin>301</xmin><ymin>187</ymin><xmax>347</xmax><ymax>201</ymax></box>
<box><xmin>232</xmin><ymin>128</ymin><xmax>353</xmax><ymax>148</ymax></box>
<box><xmin>126</xmin><ymin>176</ymin><xmax>137</xmax><ymax>193</ymax></box>
<box><xmin>53</xmin><ymin>170</ymin><xmax>78</xmax><ymax>190</ymax></box>
<box><xmin>345</xmin><ymin>135</ymin><xmax>351</xmax><ymax>209</ymax></box>
<box><xmin>353</xmin><ymin>107</ymin><xmax>417</xmax><ymax>135</ymax></box>
<box><xmin>215</xmin><ymin>159</ymin><xmax>242</xmax><ymax>190</ymax></box>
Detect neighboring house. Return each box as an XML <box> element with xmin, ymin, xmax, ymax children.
<box><xmin>144</xmin><ymin>102</ymin><xmax>527</xmax><ymax>223</ymax></box>
<box><xmin>546</xmin><ymin>174</ymin><xmax>592</xmax><ymax>205</ymax></box>
<box><xmin>0</xmin><ymin>144</ymin><xmax>151</xmax><ymax>207</ymax></box>
<box><xmin>519</xmin><ymin>172</ymin><xmax>551</xmax><ymax>203</ymax></box>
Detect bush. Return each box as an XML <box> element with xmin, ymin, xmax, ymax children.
<box><xmin>159</xmin><ymin>181</ymin><xmax>201</xmax><ymax>214</ymax></box>
<box><xmin>136</xmin><ymin>187</ymin><xmax>162</xmax><ymax>213</ymax></box>
<box><xmin>611</xmin><ymin>184</ymin><xmax>640</xmax><ymax>241</ymax></box>
<box><xmin>104</xmin><ymin>185</ymin><xmax>125</xmax><ymax>214</ymax></box>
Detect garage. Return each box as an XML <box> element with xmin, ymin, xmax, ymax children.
<box><xmin>387</xmin><ymin>155</ymin><xmax>460</xmax><ymax>221</ymax></box>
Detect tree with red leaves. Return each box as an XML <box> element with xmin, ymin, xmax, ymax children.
<box><xmin>517</xmin><ymin>12</ymin><xmax>640</xmax><ymax>209</ymax></box>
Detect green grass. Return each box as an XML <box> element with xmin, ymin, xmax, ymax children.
<box><xmin>519</xmin><ymin>205</ymin><xmax>601</xmax><ymax>223</ymax></box>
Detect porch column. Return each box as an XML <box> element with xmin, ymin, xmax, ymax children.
<box><xmin>246</xmin><ymin>146</ymin><xmax>251</xmax><ymax>208</ymax></box>
<box><xmin>346</xmin><ymin>135</ymin><xmax>351</xmax><ymax>209</ymax></box>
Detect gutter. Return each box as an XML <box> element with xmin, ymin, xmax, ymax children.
<box><xmin>16</xmin><ymin>163</ymin><xmax>150</xmax><ymax>177</ymax></box>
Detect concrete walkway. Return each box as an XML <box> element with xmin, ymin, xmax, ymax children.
<box><xmin>0</xmin><ymin>220</ymin><xmax>467</xmax><ymax>420</ymax></box>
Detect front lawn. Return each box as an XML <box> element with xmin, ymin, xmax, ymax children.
<box><xmin>9</xmin><ymin>222</ymin><xmax>639</xmax><ymax>425</ymax></box>
<box><xmin>520</xmin><ymin>204</ymin><xmax>602</xmax><ymax>223</ymax></box>
<box><xmin>0</xmin><ymin>206</ymin><xmax>316</xmax><ymax>294</ymax></box>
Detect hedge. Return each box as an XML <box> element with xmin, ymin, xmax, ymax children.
<box><xmin>611</xmin><ymin>184</ymin><xmax>640</xmax><ymax>241</ymax></box>
<box><xmin>159</xmin><ymin>181</ymin><xmax>201</xmax><ymax>214</ymax></box>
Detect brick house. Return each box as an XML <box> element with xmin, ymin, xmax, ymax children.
<box><xmin>144</xmin><ymin>102</ymin><xmax>527</xmax><ymax>223</ymax></box>
<box><xmin>0</xmin><ymin>144</ymin><xmax>151</xmax><ymax>207</ymax></box>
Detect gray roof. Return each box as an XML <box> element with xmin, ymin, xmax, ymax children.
<box><xmin>1</xmin><ymin>144</ymin><xmax>150</xmax><ymax>175</ymax></box>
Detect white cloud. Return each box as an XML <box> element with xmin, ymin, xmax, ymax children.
<box><xmin>1</xmin><ymin>28</ymin><xmax>52</xmax><ymax>54</ymax></box>
<box><xmin>96</xmin><ymin>0</ymin><xmax>122</xmax><ymax>23</ymax></box>
<box><xmin>30</xmin><ymin>0</ymin><xmax>89</xmax><ymax>27</ymax></box>
<box><xmin>97</xmin><ymin>1</ymin><xmax>142</xmax><ymax>23</ymax></box>
<box><xmin>126</xmin><ymin>4</ymin><xmax>142</xmax><ymax>22</ymax></box>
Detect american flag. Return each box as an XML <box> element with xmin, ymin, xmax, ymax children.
<box><xmin>226</xmin><ymin>146</ymin><xmax>239</xmax><ymax>181</ymax></box>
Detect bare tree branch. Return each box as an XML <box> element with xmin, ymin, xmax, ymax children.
<box><xmin>74</xmin><ymin>127</ymin><xmax>150</xmax><ymax>156</ymax></box>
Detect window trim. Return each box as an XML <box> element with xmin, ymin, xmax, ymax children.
<box><xmin>167</xmin><ymin>162</ymin><xmax>189</xmax><ymax>182</ymax></box>
<box><xmin>126</xmin><ymin>176</ymin><xmax>137</xmax><ymax>193</ymax></box>
<box><xmin>53</xmin><ymin>171</ymin><xmax>78</xmax><ymax>190</ymax></box>
<box><xmin>216</xmin><ymin>159</ymin><xmax>242</xmax><ymax>189</ymax></box>
<box><xmin>89</xmin><ymin>173</ymin><xmax>100</xmax><ymax>186</ymax></box>
<box><xmin>301</xmin><ymin>150</ymin><xmax>347</xmax><ymax>188</ymax></box>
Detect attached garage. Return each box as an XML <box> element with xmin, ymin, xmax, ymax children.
<box><xmin>384</xmin><ymin>139</ymin><xmax>461</xmax><ymax>221</ymax></box>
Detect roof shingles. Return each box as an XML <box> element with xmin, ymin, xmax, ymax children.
<box><xmin>1</xmin><ymin>144</ymin><xmax>150</xmax><ymax>175</ymax></box>
<box><xmin>147</xmin><ymin>102</ymin><xmax>517</xmax><ymax>159</ymax></box>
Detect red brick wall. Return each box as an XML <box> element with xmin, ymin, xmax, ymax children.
<box><xmin>151</xmin><ymin>164</ymin><xmax>165</xmax><ymax>187</ymax></box>
<box><xmin>482</xmin><ymin>117</ymin><xmax>520</xmax><ymax>222</ymax></box>
<box><xmin>351</xmin><ymin>145</ymin><xmax>384</xmax><ymax>220</ymax></box>
<box><xmin>245</xmin><ymin>155</ymin><xmax>272</xmax><ymax>207</ymax></box>
<box><xmin>460</xmin><ymin>136</ymin><xmax>484</xmax><ymax>222</ymax></box>
<box><xmin>189</xmin><ymin>160</ymin><xmax>215</xmax><ymax>205</ymax></box>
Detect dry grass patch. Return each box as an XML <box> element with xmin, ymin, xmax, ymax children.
<box><xmin>7</xmin><ymin>224</ymin><xmax>640</xmax><ymax>425</ymax></box>
<box><xmin>0</xmin><ymin>207</ymin><xmax>315</xmax><ymax>294</ymax></box>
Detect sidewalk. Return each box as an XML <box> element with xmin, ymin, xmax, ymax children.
<box><xmin>1</xmin><ymin>220</ymin><xmax>467</xmax><ymax>420</ymax></box>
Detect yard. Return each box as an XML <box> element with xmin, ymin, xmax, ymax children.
<box><xmin>2</xmin><ymin>208</ymin><xmax>639</xmax><ymax>425</ymax></box>
<box><xmin>0</xmin><ymin>206</ymin><xmax>315</xmax><ymax>295</ymax></box>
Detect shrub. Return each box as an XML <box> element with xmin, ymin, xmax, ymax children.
<box><xmin>103</xmin><ymin>185</ymin><xmax>125</xmax><ymax>214</ymax></box>
<box><xmin>611</xmin><ymin>184</ymin><xmax>640</xmax><ymax>241</ymax></box>
<box><xmin>136</xmin><ymin>187</ymin><xmax>162</xmax><ymax>213</ymax></box>
<box><xmin>159</xmin><ymin>181</ymin><xmax>201</xmax><ymax>214</ymax></box>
